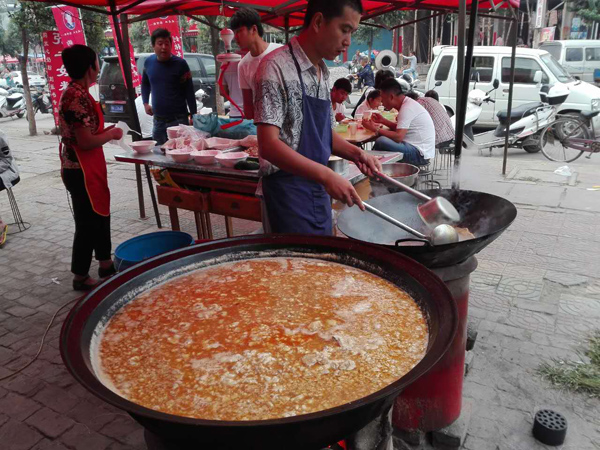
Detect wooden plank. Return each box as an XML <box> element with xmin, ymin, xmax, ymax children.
<box><xmin>209</xmin><ymin>191</ymin><xmax>262</xmax><ymax>222</ymax></box>
<box><xmin>169</xmin><ymin>171</ymin><xmax>259</xmax><ymax>195</ymax></box>
<box><xmin>156</xmin><ymin>186</ymin><xmax>209</xmax><ymax>212</ymax></box>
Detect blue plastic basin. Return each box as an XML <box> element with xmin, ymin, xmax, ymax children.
<box><xmin>114</xmin><ymin>231</ymin><xmax>194</xmax><ymax>272</ymax></box>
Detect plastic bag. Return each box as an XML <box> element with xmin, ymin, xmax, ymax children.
<box><xmin>554</xmin><ymin>166</ymin><xmax>572</xmax><ymax>177</ymax></box>
<box><xmin>192</xmin><ymin>113</ymin><xmax>257</xmax><ymax>140</ymax></box>
<box><xmin>109</xmin><ymin>121</ymin><xmax>134</xmax><ymax>152</ymax></box>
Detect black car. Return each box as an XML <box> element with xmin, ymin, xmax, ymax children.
<box><xmin>98</xmin><ymin>52</ymin><xmax>217</xmax><ymax>126</ymax></box>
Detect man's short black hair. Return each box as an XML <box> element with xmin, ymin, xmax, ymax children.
<box><xmin>379</xmin><ymin>78</ymin><xmax>404</xmax><ymax>96</ymax></box>
<box><xmin>303</xmin><ymin>0</ymin><xmax>363</xmax><ymax>29</ymax></box>
<box><xmin>425</xmin><ymin>90</ymin><xmax>439</xmax><ymax>101</ymax></box>
<box><xmin>151</xmin><ymin>28</ymin><xmax>172</xmax><ymax>46</ymax></box>
<box><xmin>61</xmin><ymin>45</ymin><xmax>97</xmax><ymax>80</ymax></box>
<box><xmin>405</xmin><ymin>92</ymin><xmax>419</xmax><ymax>101</ymax></box>
<box><xmin>230</xmin><ymin>8</ymin><xmax>264</xmax><ymax>37</ymax></box>
<box><xmin>367</xmin><ymin>89</ymin><xmax>381</xmax><ymax>102</ymax></box>
<box><xmin>374</xmin><ymin>69</ymin><xmax>394</xmax><ymax>89</ymax></box>
<box><xmin>333</xmin><ymin>77</ymin><xmax>352</xmax><ymax>94</ymax></box>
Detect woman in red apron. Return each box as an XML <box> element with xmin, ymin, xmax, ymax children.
<box><xmin>58</xmin><ymin>45</ymin><xmax>123</xmax><ymax>291</ymax></box>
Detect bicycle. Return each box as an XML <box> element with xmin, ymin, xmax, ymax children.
<box><xmin>538</xmin><ymin>110</ymin><xmax>600</xmax><ymax>162</ymax></box>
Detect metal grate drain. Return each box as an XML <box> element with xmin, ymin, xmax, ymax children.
<box><xmin>533</xmin><ymin>409</ymin><xmax>567</xmax><ymax>446</ymax></box>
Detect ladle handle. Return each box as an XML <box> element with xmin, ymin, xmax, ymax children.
<box><xmin>375</xmin><ymin>171</ymin><xmax>431</xmax><ymax>202</ymax></box>
<box><xmin>363</xmin><ymin>202</ymin><xmax>429</xmax><ymax>240</ymax></box>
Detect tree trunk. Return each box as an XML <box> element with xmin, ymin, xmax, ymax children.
<box><xmin>21</xmin><ymin>28</ymin><xmax>36</xmax><ymax>136</ymax></box>
<box><xmin>206</xmin><ymin>16</ymin><xmax>225</xmax><ymax>116</ymax></box>
<box><xmin>413</xmin><ymin>10</ymin><xmax>418</xmax><ymax>54</ymax></box>
<box><xmin>368</xmin><ymin>28</ymin><xmax>373</xmax><ymax>61</ymax></box>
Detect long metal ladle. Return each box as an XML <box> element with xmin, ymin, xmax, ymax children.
<box><xmin>373</xmin><ymin>171</ymin><xmax>460</xmax><ymax>228</ymax></box>
<box><xmin>363</xmin><ymin>202</ymin><xmax>459</xmax><ymax>246</ymax></box>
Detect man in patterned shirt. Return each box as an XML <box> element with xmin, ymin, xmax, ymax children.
<box><xmin>254</xmin><ymin>0</ymin><xmax>381</xmax><ymax>236</ymax></box>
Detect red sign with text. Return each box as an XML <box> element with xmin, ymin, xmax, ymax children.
<box><xmin>108</xmin><ymin>14</ymin><xmax>142</xmax><ymax>92</ymax></box>
<box><xmin>147</xmin><ymin>16</ymin><xmax>184</xmax><ymax>58</ymax></box>
<box><xmin>42</xmin><ymin>31</ymin><xmax>68</xmax><ymax>127</ymax></box>
<box><xmin>51</xmin><ymin>6</ymin><xmax>86</xmax><ymax>48</ymax></box>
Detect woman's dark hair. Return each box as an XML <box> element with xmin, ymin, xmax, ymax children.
<box><xmin>333</xmin><ymin>77</ymin><xmax>352</xmax><ymax>94</ymax></box>
<box><xmin>374</xmin><ymin>69</ymin><xmax>394</xmax><ymax>89</ymax></box>
<box><xmin>61</xmin><ymin>45</ymin><xmax>97</xmax><ymax>80</ymax></box>
<box><xmin>367</xmin><ymin>89</ymin><xmax>381</xmax><ymax>102</ymax></box>
<box><xmin>151</xmin><ymin>28</ymin><xmax>172</xmax><ymax>46</ymax></box>
<box><xmin>230</xmin><ymin>8</ymin><xmax>264</xmax><ymax>37</ymax></box>
<box><xmin>425</xmin><ymin>90</ymin><xmax>439</xmax><ymax>101</ymax></box>
<box><xmin>379</xmin><ymin>78</ymin><xmax>404</xmax><ymax>96</ymax></box>
<box><xmin>303</xmin><ymin>0</ymin><xmax>363</xmax><ymax>29</ymax></box>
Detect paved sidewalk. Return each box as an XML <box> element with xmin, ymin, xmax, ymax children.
<box><xmin>0</xmin><ymin>115</ymin><xmax>599</xmax><ymax>449</ymax></box>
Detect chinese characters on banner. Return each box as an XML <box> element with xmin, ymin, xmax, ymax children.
<box><xmin>147</xmin><ymin>16</ymin><xmax>184</xmax><ymax>58</ymax></box>
<box><xmin>42</xmin><ymin>31</ymin><xmax>68</xmax><ymax>127</ymax></box>
<box><xmin>108</xmin><ymin>14</ymin><xmax>142</xmax><ymax>93</ymax></box>
<box><xmin>51</xmin><ymin>6</ymin><xmax>86</xmax><ymax>47</ymax></box>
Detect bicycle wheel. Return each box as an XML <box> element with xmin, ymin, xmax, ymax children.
<box><xmin>539</xmin><ymin>117</ymin><xmax>588</xmax><ymax>162</ymax></box>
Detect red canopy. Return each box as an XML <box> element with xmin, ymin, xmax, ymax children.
<box><xmin>27</xmin><ymin>0</ymin><xmax>519</xmax><ymax>28</ymax></box>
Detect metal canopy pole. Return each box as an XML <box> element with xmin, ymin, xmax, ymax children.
<box><xmin>452</xmin><ymin>0</ymin><xmax>479</xmax><ymax>189</ymax></box>
<box><xmin>110</xmin><ymin>4</ymin><xmax>162</xmax><ymax>228</ymax></box>
<box><xmin>502</xmin><ymin>5</ymin><xmax>518</xmax><ymax>175</ymax></box>
<box><xmin>285</xmin><ymin>15</ymin><xmax>290</xmax><ymax>43</ymax></box>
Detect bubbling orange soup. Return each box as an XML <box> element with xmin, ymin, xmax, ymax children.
<box><xmin>96</xmin><ymin>258</ymin><xmax>428</xmax><ymax>421</ymax></box>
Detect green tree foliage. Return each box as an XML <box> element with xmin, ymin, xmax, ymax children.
<box><xmin>0</xmin><ymin>21</ymin><xmax>20</xmax><ymax>59</ymax></box>
<box><xmin>8</xmin><ymin>1</ymin><xmax>56</xmax><ymax>136</ymax></box>
<box><xmin>81</xmin><ymin>10</ymin><xmax>109</xmax><ymax>55</ymax></box>
<box><xmin>130</xmin><ymin>21</ymin><xmax>153</xmax><ymax>53</ymax></box>
<box><xmin>568</xmin><ymin>0</ymin><xmax>600</xmax><ymax>21</ymax></box>
<box><xmin>352</xmin><ymin>11</ymin><xmax>407</xmax><ymax>56</ymax></box>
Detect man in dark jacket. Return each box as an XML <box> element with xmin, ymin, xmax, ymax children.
<box><xmin>142</xmin><ymin>28</ymin><xmax>197</xmax><ymax>145</ymax></box>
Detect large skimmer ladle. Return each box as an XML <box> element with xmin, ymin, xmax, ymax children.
<box><xmin>363</xmin><ymin>202</ymin><xmax>459</xmax><ymax>246</ymax></box>
<box><xmin>373</xmin><ymin>171</ymin><xmax>460</xmax><ymax>228</ymax></box>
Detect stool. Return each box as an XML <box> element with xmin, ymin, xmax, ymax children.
<box><xmin>432</xmin><ymin>141</ymin><xmax>455</xmax><ymax>187</ymax></box>
<box><xmin>0</xmin><ymin>177</ymin><xmax>30</xmax><ymax>234</ymax></box>
<box><xmin>415</xmin><ymin>162</ymin><xmax>441</xmax><ymax>190</ymax></box>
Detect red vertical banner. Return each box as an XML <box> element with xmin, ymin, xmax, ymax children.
<box><xmin>147</xmin><ymin>16</ymin><xmax>184</xmax><ymax>58</ymax></box>
<box><xmin>51</xmin><ymin>6</ymin><xmax>86</xmax><ymax>47</ymax></box>
<box><xmin>42</xmin><ymin>31</ymin><xmax>66</xmax><ymax>127</ymax></box>
<box><xmin>108</xmin><ymin>14</ymin><xmax>142</xmax><ymax>92</ymax></box>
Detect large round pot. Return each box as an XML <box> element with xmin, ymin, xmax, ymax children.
<box><xmin>61</xmin><ymin>235</ymin><xmax>457</xmax><ymax>450</ymax></box>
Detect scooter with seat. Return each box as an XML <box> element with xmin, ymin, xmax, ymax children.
<box><xmin>452</xmin><ymin>71</ymin><xmax>570</xmax><ymax>155</ymax></box>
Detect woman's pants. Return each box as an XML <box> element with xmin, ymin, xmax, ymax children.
<box><xmin>62</xmin><ymin>169</ymin><xmax>111</xmax><ymax>277</ymax></box>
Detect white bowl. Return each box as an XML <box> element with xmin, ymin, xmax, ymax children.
<box><xmin>167</xmin><ymin>126</ymin><xmax>181</xmax><ymax>139</ymax></box>
<box><xmin>215</xmin><ymin>151</ymin><xmax>248</xmax><ymax>168</ymax></box>
<box><xmin>191</xmin><ymin>150</ymin><xmax>220</xmax><ymax>165</ymax></box>
<box><xmin>166</xmin><ymin>149</ymin><xmax>192</xmax><ymax>163</ymax></box>
<box><xmin>129</xmin><ymin>140</ymin><xmax>156</xmax><ymax>154</ymax></box>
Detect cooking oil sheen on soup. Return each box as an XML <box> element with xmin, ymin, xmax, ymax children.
<box><xmin>97</xmin><ymin>258</ymin><xmax>428</xmax><ymax>420</ymax></box>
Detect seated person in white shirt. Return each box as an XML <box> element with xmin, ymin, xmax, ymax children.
<box><xmin>362</xmin><ymin>79</ymin><xmax>435</xmax><ymax>165</ymax></box>
<box><xmin>355</xmin><ymin>89</ymin><xmax>381</xmax><ymax>118</ymax></box>
<box><xmin>331</xmin><ymin>78</ymin><xmax>352</xmax><ymax>123</ymax></box>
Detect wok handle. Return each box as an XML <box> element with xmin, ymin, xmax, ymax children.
<box><xmin>363</xmin><ymin>202</ymin><xmax>429</xmax><ymax>241</ymax></box>
<box><xmin>395</xmin><ymin>238</ymin><xmax>432</xmax><ymax>247</ymax></box>
<box><xmin>374</xmin><ymin>171</ymin><xmax>431</xmax><ymax>202</ymax></box>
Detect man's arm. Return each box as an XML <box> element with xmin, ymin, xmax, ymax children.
<box><xmin>331</xmin><ymin>132</ymin><xmax>382</xmax><ymax>177</ymax></box>
<box><xmin>181</xmin><ymin>61</ymin><xmax>197</xmax><ymax>116</ymax></box>
<box><xmin>258</xmin><ymin>124</ymin><xmax>364</xmax><ymax>208</ymax></box>
<box><xmin>378</xmin><ymin>127</ymin><xmax>408</xmax><ymax>143</ymax></box>
<box><xmin>141</xmin><ymin>70</ymin><xmax>152</xmax><ymax>115</ymax></box>
<box><xmin>242</xmin><ymin>89</ymin><xmax>254</xmax><ymax>119</ymax></box>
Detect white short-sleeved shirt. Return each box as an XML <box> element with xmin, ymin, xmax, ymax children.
<box><xmin>332</xmin><ymin>102</ymin><xmax>345</xmax><ymax>118</ymax></box>
<box><xmin>355</xmin><ymin>100</ymin><xmax>374</xmax><ymax>117</ymax></box>
<box><xmin>238</xmin><ymin>43</ymin><xmax>283</xmax><ymax>96</ymax></box>
<box><xmin>396</xmin><ymin>96</ymin><xmax>436</xmax><ymax>160</ymax></box>
<box><xmin>222</xmin><ymin>61</ymin><xmax>244</xmax><ymax>118</ymax></box>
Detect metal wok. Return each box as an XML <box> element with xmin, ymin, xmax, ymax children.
<box><xmin>61</xmin><ymin>235</ymin><xmax>457</xmax><ymax>450</ymax></box>
<box><xmin>337</xmin><ymin>189</ymin><xmax>517</xmax><ymax>268</ymax></box>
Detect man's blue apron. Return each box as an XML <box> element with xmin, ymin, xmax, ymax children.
<box><xmin>262</xmin><ymin>43</ymin><xmax>333</xmax><ymax>235</ymax></box>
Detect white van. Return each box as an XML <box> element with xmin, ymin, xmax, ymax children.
<box><xmin>539</xmin><ymin>40</ymin><xmax>600</xmax><ymax>83</ymax></box>
<box><xmin>425</xmin><ymin>46</ymin><xmax>600</xmax><ymax>133</ymax></box>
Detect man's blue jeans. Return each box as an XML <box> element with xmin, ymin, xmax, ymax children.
<box><xmin>403</xmin><ymin>68</ymin><xmax>418</xmax><ymax>80</ymax></box>
<box><xmin>373</xmin><ymin>137</ymin><xmax>429</xmax><ymax>165</ymax></box>
<box><xmin>152</xmin><ymin>116</ymin><xmax>189</xmax><ymax>145</ymax></box>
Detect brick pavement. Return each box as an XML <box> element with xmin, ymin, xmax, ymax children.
<box><xmin>0</xmin><ymin>115</ymin><xmax>599</xmax><ymax>449</ymax></box>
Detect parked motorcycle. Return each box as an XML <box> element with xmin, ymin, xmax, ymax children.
<box><xmin>397</xmin><ymin>73</ymin><xmax>423</xmax><ymax>97</ymax></box>
<box><xmin>26</xmin><ymin>87</ymin><xmax>52</xmax><ymax>121</ymax></box>
<box><xmin>451</xmin><ymin>72</ymin><xmax>570</xmax><ymax>154</ymax></box>
<box><xmin>0</xmin><ymin>87</ymin><xmax>26</xmax><ymax>119</ymax></box>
